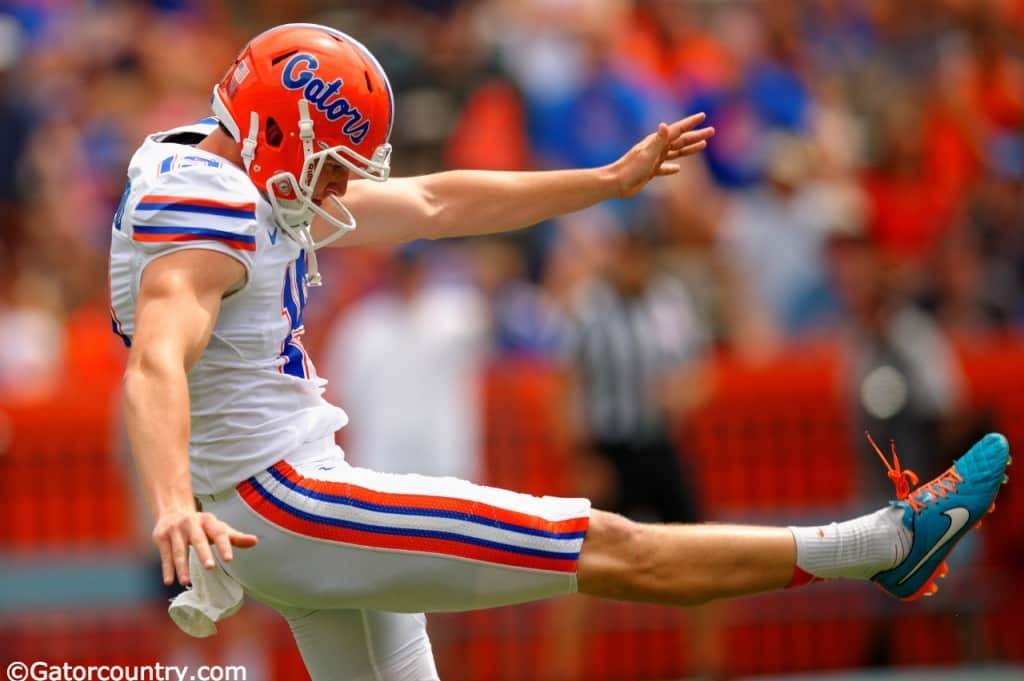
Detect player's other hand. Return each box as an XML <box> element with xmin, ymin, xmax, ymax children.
<box><xmin>612</xmin><ymin>112</ymin><xmax>715</xmax><ymax>199</ymax></box>
<box><xmin>152</xmin><ymin>509</ymin><xmax>259</xmax><ymax>586</ymax></box>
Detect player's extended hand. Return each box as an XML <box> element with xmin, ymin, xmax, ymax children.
<box><xmin>612</xmin><ymin>112</ymin><xmax>715</xmax><ymax>198</ymax></box>
<box><xmin>152</xmin><ymin>509</ymin><xmax>259</xmax><ymax>586</ymax></box>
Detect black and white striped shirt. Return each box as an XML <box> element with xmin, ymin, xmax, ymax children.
<box><xmin>565</xmin><ymin>274</ymin><xmax>708</xmax><ymax>443</ymax></box>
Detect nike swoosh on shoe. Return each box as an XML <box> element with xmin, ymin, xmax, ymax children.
<box><xmin>896</xmin><ymin>506</ymin><xmax>969</xmax><ymax>585</ymax></box>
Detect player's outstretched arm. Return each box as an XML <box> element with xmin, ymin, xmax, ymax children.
<box><xmin>328</xmin><ymin>113</ymin><xmax>714</xmax><ymax>247</ymax></box>
<box><xmin>122</xmin><ymin>249</ymin><xmax>258</xmax><ymax>586</ymax></box>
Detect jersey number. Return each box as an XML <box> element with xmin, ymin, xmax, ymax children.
<box><xmin>280</xmin><ymin>252</ymin><xmax>310</xmax><ymax>378</ymax></box>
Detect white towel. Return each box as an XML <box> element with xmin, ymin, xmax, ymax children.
<box><xmin>167</xmin><ymin>548</ymin><xmax>244</xmax><ymax>638</ymax></box>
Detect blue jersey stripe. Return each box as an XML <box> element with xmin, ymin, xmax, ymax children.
<box><xmin>110</xmin><ymin>316</ymin><xmax>132</xmax><ymax>348</ymax></box>
<box><xmin>136</xmin><ymin>202</ymin><xmax>256</xmax><ymax>220</ymax></box>
<box><xmin>266</xmin><ymin>465</ymin><xmax>588</xmax><ymax>541</ymax></box>
<box><xmin>280</xmin><ymin>256</ymin><xmax>308</xmax><ymax>378</ymax></box>
<box><xmin>133</xmin><ymin>225</ymin><xmax>256</xmax><ymax>244</ymax></box>
<box><xmin>281</xmin><ymin>342</ymin><xmax>306</xmax><ymax>378</ymax></box>
<box><xmin>295</xmin><ymin>252</ymin><xmax>308</xmax><ymax>307</ymax></box>
<box><xmin>249</xmin><ymin>476</ymin><xmax>581</xmax><ymax>561</ymax></box>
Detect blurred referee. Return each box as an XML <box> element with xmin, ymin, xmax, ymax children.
<box><xmin>564</xmin><ymin>223</ymin><xmax>709</xmax><ymax>523</ymax></box>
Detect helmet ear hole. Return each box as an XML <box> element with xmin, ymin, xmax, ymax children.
<box><xmin>265</xmin><ymin>118</ymin><xmax>284</xmax><ymax>148</ymax></box>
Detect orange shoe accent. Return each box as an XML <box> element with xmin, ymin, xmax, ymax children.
<box><xmin>865</xmin><ymin>432</ymin><xmax>963</xmax><ymax>513</ymax></box>
<box><xmin>895</xmin><ymin>559</ymin><xmax>950</xmax><ymax>601</ymax></box>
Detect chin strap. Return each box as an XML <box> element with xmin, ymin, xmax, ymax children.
<box><xmin>297</xmin><ymin>99</ymin><xmax>315</xmax><ymax>179</ymax></box>
<box><xmin>293</xmin><ymin>100</ymin><xmax>323</xmax><ymax>286</ymax></box>
<box><xmin>303</xmin><ymin>247</ymin><xmax>323</xmax><ymax>287</ymax></box>
<box><xmin>241</xmin><ymin>111</ymin><xmax>259</xmax><ymax>173</ymax></box>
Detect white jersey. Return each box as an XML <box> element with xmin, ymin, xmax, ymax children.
<box><xmin>109</xmin><ymin>119</ymin><xmax>348</xmax><ymax>495</ymax></box>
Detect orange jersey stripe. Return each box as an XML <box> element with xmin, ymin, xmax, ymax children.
<box><xmin>140</xmin><ymin>195</ymin><xmax>256</xmax><ymax>212</ymax></box>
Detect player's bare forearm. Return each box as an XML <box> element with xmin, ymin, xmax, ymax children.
<box><xmin>328</xmin><ymin>167</ymin><xmax>612</xmax><ymax>246</ymax></box>
<box><xmin>123</xmin><ymin>350</ymin><xmax>259</xmax><ymax>587</ymax></box>
<box><xmin>329</xmin><ymin>113</ymin><xmax>714</xmax><ymax>247</ymax></box>
<box><xmin>122</xmin><ymin>358</ymin><xmax>194</xmax><ymax>517</ymax></box>
<box><xmin>420</xmin><ymin>165</ymin><xmax>619</xmax><ymax>239</ymax></box>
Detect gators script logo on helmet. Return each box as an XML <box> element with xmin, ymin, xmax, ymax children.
<box><xmin>280</xmin><ymin>53</ymin><xmax>371</xmax><ymax>145</ymax></box>
<box><xmin>211</xmin><ymin>23</ymin><xmax>394</xmax><ymax>284</ymax></box>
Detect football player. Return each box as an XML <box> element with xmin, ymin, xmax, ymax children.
<box><xmin>110</xmin><ymin>24</ymin><xmax>1010</xmax><ymax>680</ymax></box>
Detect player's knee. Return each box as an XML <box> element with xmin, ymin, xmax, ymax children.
<box><xmin>579</xmin><ymin>510</ymin><xmax>642</xmax><ymax>572</ymax></box>
<box><xmin>578</xmin><ymin>510</ymin><xmax>657</xmax><ymax>599</ymax></box>
<box><xmin>587</xmin><ymin>509</ymin><xmax>640</xmax><ymax>548</ymax></box>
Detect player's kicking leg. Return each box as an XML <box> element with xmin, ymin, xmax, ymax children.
<box><xmin>208</xmin><ymin>432</ymin><xmax>1008</xmax><ymax>612</ymax></box>
<box><xmin>184</xmin><ymin>433</ymin><xmax>1007</xmax><ymax>681</ymax></box>
<box><xmin>577</xmin><ymin>433</ymin><xmax>1010</xmax><ymax>604</ymax></box>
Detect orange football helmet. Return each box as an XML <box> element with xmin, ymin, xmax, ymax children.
<box><xmin>211</xmin><ymin>23</ymin><xmax>394</xmax><ymax>284</ymax></box>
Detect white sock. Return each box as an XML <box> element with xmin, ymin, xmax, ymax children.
<box><xmin>788</xmin><ymin>506</ymin><xmax>913</xmax><ymax>580</ymax></box>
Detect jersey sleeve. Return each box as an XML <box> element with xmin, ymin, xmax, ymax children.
<box><xmin>129</xmin><ymin>159</ymin><xmax>260</xmax><ymax>278</ymax></box>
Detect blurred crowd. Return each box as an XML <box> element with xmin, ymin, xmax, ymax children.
<box><xmin>1</xmin><ymin>2</ymin><xmax>1022</xmax><ymax>676</ymax></box>
<box><xmin>1</xmin><ymin>0</ymin><xmax>1023</xmax><ymax>476</ymax></box>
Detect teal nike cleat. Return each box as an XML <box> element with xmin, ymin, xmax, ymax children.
<box><xmin>869</xmin><ymin>432</ymin><xmax>1010</xmax><ymax>601</ymax></box>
